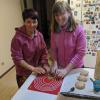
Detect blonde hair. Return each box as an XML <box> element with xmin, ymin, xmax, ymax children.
<box><xmin>51</xmin><ymin>1</ymin><xmax>78</xmax><ymax>32</ymax></box>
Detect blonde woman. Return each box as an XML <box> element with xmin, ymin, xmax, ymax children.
<box><xmin>51</xmin><ymin>1</ymin><xmax>86</xmax><ymax>78</ymax></box>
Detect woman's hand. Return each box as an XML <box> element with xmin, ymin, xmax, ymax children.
<box><xmin>31</xmin><ymin>66</ymin><xmax>46</xmax><ymax>74</ymax></box>
<box><xmin>43</xmin><ymin>64</ymin><xmax>50</xmax><ymax>73</ymax></box>
<box><xmin>51</xmin><ymin>61</ymin><xmax>58</xmax><ymax>74</ymax></box>
<box><xmin>55</xmin><ymin>68</ymin><xmax>68</xmax><ymax>78</ymax></box>
<box><xmin>55</xmin><ymin>63</ymin><xmax>75</xmax><ymax>78</ymax></box>
<box><xmin>51</xmin><ymin>62</ymin><xmax>67</xmax><ymax>78</ymax></box>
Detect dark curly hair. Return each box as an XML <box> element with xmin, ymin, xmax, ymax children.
<box><xmin>22</xmin><ymin>8</ymin><xmax>39</xmax><ymax>22</ymax></box>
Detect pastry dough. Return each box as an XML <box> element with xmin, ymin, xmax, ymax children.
<box><xmin>80</xmin><ymin>70</ymin><xmax>89</xmax><ymax>76</ymax></box>
<box><xmin>77</xmin><ymin>75</ymin><xmax>87</xmax><ymax>82</ymax></box>
<box><xmin>75</xmin><ymin>81</ymin><xmax>85</xmax><ymax>89</ymax></box>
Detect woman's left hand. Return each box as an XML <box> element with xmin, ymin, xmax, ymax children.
<box><xmin>55</xmin><ymin>64</ymin><xmax>74</xmax><ymax>78</ymax></box>
<box><xmin>43</xmin><ymin>64</ymin><xmax>50</xmax><ymax>73</ymax></box>
<box><xmin>55</xmin><ymin>68</ymin><xmax>68</xmax><ymax>78</ymax></box>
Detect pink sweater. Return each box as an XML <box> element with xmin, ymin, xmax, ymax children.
<box><xmin>11</xmin><ymin>26</ymin><xmax>48</xmax><ymax>76</ymax></box>
<box><xmin>51</xmin><ymin>25</ymin><xmax>86</xmax><ymax>68</ymax></box>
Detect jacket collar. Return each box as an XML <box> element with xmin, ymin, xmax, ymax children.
<box><xmin>15</xmin><ymin>25</ymin><xmax>38</xmax><ymax>39</ymax></box>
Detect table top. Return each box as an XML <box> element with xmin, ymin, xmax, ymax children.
<box><xmin>60</xmin><ymin>68</ymin><xmax>100</xmax><ymax>98</ymax></box>
<box><xmin>12</xmin><ymin>74</ymin><xmax>57</xmax><ymax>100</ymax></box>
<box><xmin>12</xmin><ymin>68</ymin><xmax>99</xmax><ymax>100</ymax></box>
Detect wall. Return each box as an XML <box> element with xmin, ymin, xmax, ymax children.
<box><xmin>0</xmin><ymin>0</ymin><xmax>23</xmax><ymax>76</ymax></box>
<box><xmin>56</xmin><ymin>0</ymin><xmax>68</xmax><ymax>2</ymax></box>
<box><xmin>26</xmin><ymin>0</ymin><xmax>33</xmax><ymax>9</ymax></box>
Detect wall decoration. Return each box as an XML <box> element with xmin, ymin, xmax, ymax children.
<box><xmin>74</xmin><ymin>11</ymin><xmax>78</xmax><ymax>16</ymax></box>
<box><xmin>70</xmin><ymin>0</ymin><xmax>100</xmax><ymax>56</ymax></box>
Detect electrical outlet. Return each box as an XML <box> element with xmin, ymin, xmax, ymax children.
<box><xmin>1</xmin><ymin>62</ymin><xmax>4</xmax><ymax>66</ymax></box>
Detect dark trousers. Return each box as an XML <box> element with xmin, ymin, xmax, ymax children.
<box><xmin>16</xmin><ymin>75</ymin><xmax>29</xmax><ymax>88</ymax></box>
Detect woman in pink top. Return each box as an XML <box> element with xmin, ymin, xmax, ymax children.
<box><xmin>51</xmin><ymin>1</ymin><xmax>86</xmax><ymax>78</ymax></box>
<box><xmin>11</xmin><ymin>9</ymin><xmax>50</xmax><ymax>88</ymax></box>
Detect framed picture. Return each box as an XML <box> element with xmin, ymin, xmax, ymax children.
<box><xmin>74</xmin><ymin>11</ymin><xmax>77</xmax><ymax>16</ymax></box>
<box><xmin>99</xmin><ymin>13</ymin><xmax>100</xmax><ymax>18</ymax></box>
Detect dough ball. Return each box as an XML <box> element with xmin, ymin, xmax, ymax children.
<box><xmin>75</xmin><ymin>81</ymin><xmax>85</xmax><ymax>90</ymax></box>
<box><xmin>48</xmin><ymin>75</ymin><xmax>54</xmax><ymax>80</ymax></box>
<box><xmin>80</xmin><ymin>70</ymin><xmax>89</xmax><ymax>76</ymax></box>
<box><xmin>77</xmin><ymin>75</ymin><xmax>88</xmax><ymax>82</ymax></box>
